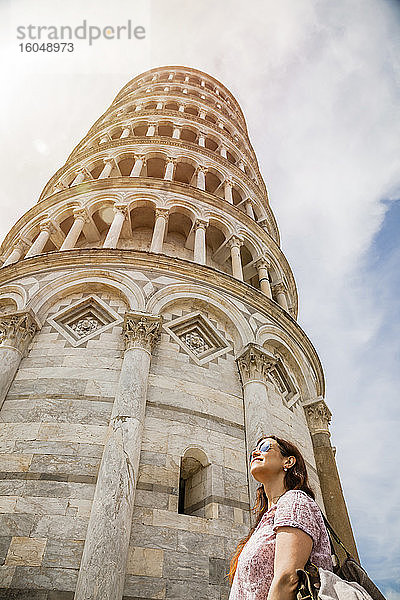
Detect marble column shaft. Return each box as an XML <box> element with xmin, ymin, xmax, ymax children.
<box><xmin>0</xmin><ymin>310</ymin><xmax>38</xmax><ymax>409</ymax></box>
<box><xmin>150</xmin><ymin>209</ymin><xmax>168</xmax><ymax>253</ymax></box>
<box><xmin>60</xmin><ymin>211</ymin><xmax>86</xmax><ymax>251</ymax></box>
<box><xmin>229</xmin><ymin>237</ymin><xmax>243</xmax><ymax>281</ymax></box>
<box><xmin>237</xmin><ymin>344</ymin><xmax>277</xmax><ymax>507</ymax></box>
<box><xmin>103</xmin><ymin>206</ymin><xmax>126</xmax><ymax>249</ymax></box>
<box><xmin>74</xmin><ymin>312</ymin><xmax>161</xmax><ymax>600</ymax></box>
<box><xmin>25</xmin><ymin>225</ymin><xmax>51</xmax><ymax>258</ymax></box>
<box><xmin>305</xmin><ymin>399</ymin><xmax>359</xmax><ymax>561</ymax></box>
<box><xmin>193</xmin><ymin>220</ymin><xmax>207</xmax><ymax>265</ymax></box>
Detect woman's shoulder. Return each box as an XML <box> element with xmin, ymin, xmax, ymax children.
<box><xmin>278</xmin><ymin>489</ymin><xmax>320</xmax><ymax>511</ymax></box>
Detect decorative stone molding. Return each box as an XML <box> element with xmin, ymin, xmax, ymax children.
<box><xmin>272</xmin><ymin>281</ymin><xmax>286</xmax><ymax>294</ymax></box>
<box><xmin>123</xmin><ymin>312</ymin><xmax>161</xmax><ymax>353</ymax></box>
<box><xmin>304</xmin><ymin>399</ymin><xmax>332</xmax><ymax>434</ymax></box>
<box><xmin>228</xmin><ymin>235</ymin><xmax>243</xmax><ymax>249</ymax></box>
<box><xmin>194</xmin><ymin>219</ymin><xmax>208</xmax><ymax>231</ymax></box>
<box><xmin>0</xmin><ymin>310</ymin><xmax>38</xmax><ymax>355</ymax></box>
<box><xmin>236</xmin><ymin>343</ymin><xmax>277</xmax><ymax>385</ymax></box>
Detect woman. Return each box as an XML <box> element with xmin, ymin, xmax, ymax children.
<box><xmin>228</xmin><ymin>435</ymin><xmax>333</xmax><ymax>600</ymax></box>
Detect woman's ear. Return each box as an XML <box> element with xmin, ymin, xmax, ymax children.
<box><xmin>285</xmin><ymin>456</ymin><xmax>296</xmax><ymax>469</ymax></box>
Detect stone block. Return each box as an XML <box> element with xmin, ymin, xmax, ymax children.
<box><xmin>29</xmin><ymin>455</ymin><xmax>100</xmax><ymax>477</ymax></box>
<box><xmin>126</xmin><ymin>547</ymin><xmax>164</xmax><ymax>577</ymax></box>
<box><xmin>129</xmin><ymin>523</ymin><xmax>177</xmax><ymax>551</ymax></box>
<box><xmin>152</xmin><ymin>509</ymin><xmax>208</xmax><ymax>534</ymax></box>
<box><xmin>0</xmin><ymin>480</ymin><xmax>94</xmax><ymax>501</ymax></box>
<box><xmin>0</xmin><ymin>424</ymin><xmax>40</xmax><ymax>445</ymax></box>
<box><xmin>42</xmin><ymin>538</ymin><xmax>84</xmax><ymax>568</ymax></box>
<box><xmin>134</xmin><ymin>489</ymin><xmax>169</xmax><ymax>510</ymax></box>
<box><xmin>123</xmin><ymin>575</ymin><xmax>166</xmax><ymax>599</ymax></box>
<box><xmin>31</xmin><ymin>515</ymin><xmax>88</xmax><ymax>540</ymax></box>
<box><xmin>13</xmin><ymin>440</ymin><xmax>104</xmax><ymax>458</ymax></box>
<box><xmin>0</xmin><ymin>537</ymin><xmax>11</xmax><ymax>566</ymax></box>
<box><xmin>0</xmin><ymin>588</ymin><xmax>47</xmax><ymax>599</ymax></box>
<box><xmin>223</xmin><ymin>447</ymin><xmax>247</xmax><ymax>473</ymax></box>
<box><xmin>165</xmin><ymin>579</ymin><xmax>219</xmax><ymax>600</ymax></box>
<box><xmin>4</xmin><ymin>537</ymin><xmax>47</xmax><ymax>566</ymax></box>
<box><xmin>8</xmin><ymin>566</ymin><xmax>78</xmax><ymax>591</ymax></box>
<box><xmin>0</xmin><ymin>514</ymin><xmax>37</xmax><ymax>537</ymax></box>
<box><xmin>0</xmin><ymin>565</ymin><xmax>15</xmax><ymax>586</ymax></box>
<box><xmin>14</xmin><ymin>497</ymin><xmax>68</xmax><ymax>516</ymax></box>
<box><xmin>176</xmin><ymin>530</ymin><xmax>225</xmax><ymax>557</ymax></box>
<box><xmin>65</xmin><ymin>499</ymin><xmax>92</xmax><ymax>518</ymax></box>
<box><xmin>163</xmin><ymin>550</ymin><xmax>208</xmax><ymax>581</ymax></box>
<box><xmin>37</xmin><ymin>423</ymin><xmax>108</xmax><ymax>445</ymax></box>
<box><xmin>0</xmin><ymin>498</ymin><xmax>18</xmax><ymax>514</ymax></box>
<box><xmin>209</xmin><ymin>557</ymin><xmax>230</xmax><ymax>585</ymax></box>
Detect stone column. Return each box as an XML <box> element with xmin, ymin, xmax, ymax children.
<box><xmin>237</xmin><ymin>344</ymin><xmax>277</xmax><ymax>506</ymax></box>
<box><xmin>273</xmin><ymin>282</ymin><xmax>289</xmax><ymax>311</ymax></box>
<box><xmin>178</xmin><ymin>104</ymin><xmax>185</xmax><ymax>113</ymax></box>
<box><xmin>150</xmin><ymin>208</ymin><xmax>169</xmax><ymax>253</ymax></box>
<box><xmin>71</xmin><ymin>169</ymin><xmax>87</xmax><ymax>186</ymax></box>
<box><xmin>199</xmin><ymin>109</ymin><xmax>206</xmax><ymax>119</ymax></box>
<box><xmin>2</xmin><ymin>240</ymin><xmax>28</xmax><ymax>267</ymax></box>
<box><xmin>256</xmin><ymin>259</ymin><xmax>272</xmax><ymax>298</ymax></box>
<box><xmin>146</xmin><ymin>123</ymin><xmax>156</xmax><ymax>137</ymax></box>
<box><xmin>74</xmin><ymin>312</ymin><xmax>161</xmax><ymax>600</ymax></box>
<box><xmin>0</xmin><ymin>310</ymin><xmax>38</xmax><ymax>409</ymax></box>
<box><xmin>130</xmin><ymin>155</ymin><xmax>145</xmax><ymax>177</ymax></box>
<box><xmin>224</xmin><ymin>179</ymin><xmax>234</xmax><ymax>204</ymax></box>
<box><xmin>305</xmin><ymin>399</ymin><xmax>359</xmax><ymax>561</ymax></box>
<box><xmin>25</xmin><ymin>222</ymin><xmax>52</xmax><ymax>258</ymax></box>
<box><xmin>99</xmin><ymin>133</ymin><xmax>110</xmax><ymax>144</ymax></box>
<box><xmin>156</xmin><ymin>101</ymin><xmax>163</xmax><ymax>110</ymax></box>
<box><xmin>196</xmin><ymin>167</ymin><xmax>207</xmax><ymax>191</ymax></box>
<box><xmin>193</xmin><ymin>219</ymin><xmax>208</xmax><ymax>265</ymax></box>
<box><xmin>164</xmin><ymin>158</ymin><xmax>176</xmax><ymax>181</ymax></box>
<box><xmin>60</xmin><ymin>209</ymin><xmax>87</xmax><ymax>251</ymax></box>
<box><xmin>245</xmin><ymin>199</ymin><xmax>255</xmax><ymax>219</ymax></box>
<box><xmin>102</xmin><ymin>205</ymin><xmax>127</xmax><ymax>249</ymax></box>
<box><xmin>120</xmin><ymin>125</ymin><xmax>131</xmax><ymax>138</ymax></box>
<box><xmin>228</xmin><ymin>236</ymin><xmax>243</xmax><ymax>281</ymax></box>
<box><xmin>220</xmin><ymin>146</ymin><xmax>227</xmax><ymax>159</ymax></box>
<box><xmin>98</xmin><ymin>158</ymin><xmax>114</xmax><ymax>179</ymax></box>
<box><xmin>198</xmin><ymin>132</ymin><xmax>206</xmax><ymax>147</ymax></box>
<box><xmin>172</xmin><ymin>126</ymin><xmax>181</xmax><ymax>139</ymax></box>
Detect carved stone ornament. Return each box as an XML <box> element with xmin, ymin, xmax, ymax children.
<box><xmin>304</xmin><ymin>399</ymin><xmax>332</xmax><ymax>434</ymax></box>
<box><xmin>123</xmin><ymin>312</ymin><xmax>162</xmax><ymax>353</ymax></box>
<box><xmin>0</xmin><ymin>310</ymin><xmax>38</xmax><ymax>355</ymax></box>
<box><xmin>236</xmin><ymin>344</ymin><xmax>277</xmax><ymax>385</ymax></box>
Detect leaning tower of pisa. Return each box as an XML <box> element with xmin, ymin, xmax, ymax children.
<box><xmin>0</xmin><ymin>66</ymin><xmax>357</xmax><ymax>599</ymax></box>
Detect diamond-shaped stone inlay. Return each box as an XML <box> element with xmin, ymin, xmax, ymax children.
<box><xmin>47</xmin><ymin>295</ymin><xmax>123</xmax><ymax>347</ymax></box>
<box><xmin>164</xmin><ymin>312</ymin><xmax>232</xmax><ymax>366</ymax></box>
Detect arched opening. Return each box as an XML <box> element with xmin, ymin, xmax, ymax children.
<box><xmin>158</xmin><ymin>122</ymin><xmax>173</xmax><ymax>137</ymax></box>
<box><xmin>180</xmin><ymin>128</ymin><xmax>197</xmax><ymax>143</ymax></box>
<box><xmin>110</xmin><ymin>128</ymin><xmax>122</xmax><ymax>140</ymax></box>
<box><xmin>117</xmin><ymin>157</ymin><xmax>135</xmax><ymax>176</ymax></box>
<box><xmin>178</xmin><ymin>448</ymin><xmax>210</xmax><ymax>517</ymax></box>
<box><xmin>133</xmin><ymin>124</ymin><xmax>147</xmax><ymax>136</ymax></box>
<box><xmin>0</xmin><ymin>298</ymin><xmax>18</xmax><ymax>314</ymax></box>
<box><xmin>205</xmin><ymin>137</ymin><xmax>218</xmax><ymax>151</ymax></box>
<box><xmin>174</xmin><ymin>162</ymin><xmax>196</xmax><ymax>185</ymax></box>
<box><xmin>164</xmin><ymin>211</ymin><xmax>193</xmax><ymax>261</ymax></box>
<box><xmin>184</xmin><ymin>105</ymin><xmax>198</xmax><ymax>116</ymax></box>
<box><xmin>128</xmin><ymin>205</ymin><xmax>155</xmax><ymax>251</ymax></box>
<box><xmin>205</xmin><ymin>113</ymin><xmax>217</xmax><ymax>124</ymax></box>
<box><xmin>205</xmin><ymin>171</ymin><xmax>222</xmax><ymax>194</ymax></box>
<box><xmin>165</xmin><ymin>101</ymin><xmax>179</xmax><ymax>111</ymax></box>
<box><xmin>144</xmin><ymin>101</ymin><xmax>157</xmax><ymax>110</ymax></box>
<box><xmin>146</xmin><ymin>157</ymin><xmax>166</xmax><ymax>179</ymax></box>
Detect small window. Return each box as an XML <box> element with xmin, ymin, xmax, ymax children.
<box><xmin>178</xmin><ymin>448</ymin><xmax>210</xmax><ymax>517</ymax></box>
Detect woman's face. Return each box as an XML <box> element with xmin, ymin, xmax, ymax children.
<box><xmin>249</xmin><ymin>437</ymin><xmax>287</xmax><ymax>482</ymax></box>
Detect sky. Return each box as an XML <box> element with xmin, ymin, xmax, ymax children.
<box><xmin>1</xmin><ymin>0</ymin><xmax>400</xmax><ymax>595</ymax></box>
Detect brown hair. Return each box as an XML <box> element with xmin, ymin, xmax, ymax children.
<box><xmin>228</xmin><ymin>435</ymin><xmax>315</xmax><ymax>584</ymax></box>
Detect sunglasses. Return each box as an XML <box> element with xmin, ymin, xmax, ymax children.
<box><xmin>250</xmin><ymin>439</ymin><xmax>273</xmax><ymax>462</ymax></box>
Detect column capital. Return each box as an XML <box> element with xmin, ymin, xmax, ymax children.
<box><xmin>39</xmin><ymin>219</ymin><xmax>53</xmax><ymax>234</ymax></box>
<box><xmin>166</xmin><ymin>157</ymin><xmax>178</xmax><ymax>165</ymax></box>
<box><xmin>194</xmin><ymin>219</ymin><xmax>208</xmax><ymax>231</ymax></box>
<box><xmin>197</xmin><ymin>165</ymin><xmax>208</xmax><ymax>174</ymax></box>
<box><xmin>0</xmin><ymin>310</ymin><xmax>39</xmax><ymax>356</ymax></box>
<box><xmin>228</xmin><ymin>235</ymin><xmax>243</xmax><ymax>249</ymax></box>
<box><xmin>224</xmin><ymin>178</ymin><xmax>234</xmax><ymax>187</ymax></box>
<box><xmin>304</xmin><ymin>398</ymin><xmax>332</xmax><ymax>434</ymax></box>
<box><xmin>236</xmin><ymin>343</ymin><xmax>277</xmax><ymax>385</ymax></box>
<box><xmin>113</xmin><ymin>203</ymin><xmax>128</xmax><ymax>216</ymax></box>
<box><xmin>272</xmin><ymin>281</ymin><xmax>286</xmax><ymax>294</ymax></box>
<box><xmin>155</xmin><ymin>208</ymin><xmax>169</xmax><ymax>220</ymax></box>
<box><xmin>134</xmin><ymin>154</ymin><xmax>146</xmax><ymax>162</ymax></box>
<box><xmin>255</xmin><ymin>257</ymin><xmax>270</xmax><ymax>270</ymax></box>
<box><xmin>123</xmin><ymin>312</ymin><xmax>162</xmax><ymax>353</ymax></box>
<box><xmin>103</xmin><ymin>157</ymin><xmax>115</xmax><ymax>165</ymax></box>
<box><xmin>72</xmin><ymin>208</ymin><xmax>88</xmax><ymax>222</ymax></box>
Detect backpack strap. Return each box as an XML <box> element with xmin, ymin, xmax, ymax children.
<box><xmin>321</xmin><ymin>513</ymin><xmax>352</xmax><ymax>560</ymax></box>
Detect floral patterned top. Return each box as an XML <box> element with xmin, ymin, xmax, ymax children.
<box><xmin>229</xmin><ymin>490</ymin><xmax>333</xmax><ymax>600</ymax></box>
